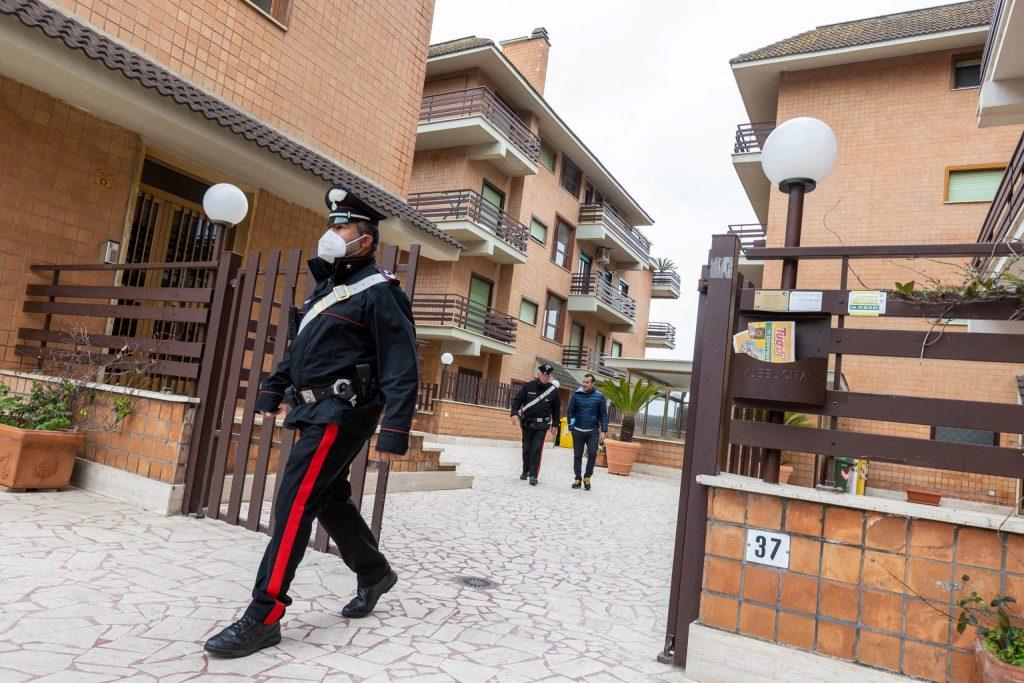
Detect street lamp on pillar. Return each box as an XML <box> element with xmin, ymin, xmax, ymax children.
<box><xmin>761</xmin><ymin>117</ymin><xmax>838</xmax><ymax>289</ymax></box>
<box><xmin>440</xmin><ymin>352</ymin><xmax>454</xmax><ymax>393</ymax></box>
<box><xmin>202</xmin><ymin>183</ymin><xmax>249</xmax><ymax>256</ymax></box>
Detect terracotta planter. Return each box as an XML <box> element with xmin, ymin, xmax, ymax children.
<box><xmin>596</xmin><ymin>449</ymin><xmax>607</xmax><ymax>468</ymax></box>
<box><xmin>975</xmin><ymin>636</ymin><xmax>1024</xmax><ymax>683</ymax></box>
<box><xmin>0</xmin><ymin>423</ymin><xmax>84</xmax><ymax>490</ymax></box>
<box><xmin>907</xmin><ymin>488</ymin><xmax>942</xmax><ymax>506</ymax></box>
<box><xmin>778</xmin><ymin>464</ymin><xmax>794</xmax><ymax>485</ymax></box>
<box><xmin>605</xmin><ymin>439</ymin><xmax>641</xmax><ymax>476</ymax></box>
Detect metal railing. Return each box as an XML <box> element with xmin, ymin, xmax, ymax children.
<box><xmin>562</xmin><ymin>346</ymin><xmax>627</xmax><ymax>379</ymax></box>
<box><xmin>734</xmin><ymin>121</ymin><xmax>776</xmax><ymax>153</ymax></box>
<box><xmin>437</xmin><ymin>370</ymin><xmax>516</xmax><ymax>409</ymax></box>
<box><xmin>981</xmin><ymin>0</ymin><xmax>1006</xmax><ymax>85</ymax></box>
<box><xmin>578</xmin><ymin>204</ymin><xmax>651</xmax><ymax>259</ymax></box>
<box><xmin>727</xmin><ymin>223</ymin><xmax>768</xmax><ymax>255</ymax></box>
<box><xmin>647</xmin><ymin>321</ymin><xmax>676</xmax><ymax>347</ymax></box>
<box><xmin>412</xmin><ymin>293</ymin><xmax>517</xmax><ymax>344</ymax></box>
<box><xmin>407</xmin><ymin>189</ymin><xmax>529</xmax><ymax>253</ymax></box>
<box><xmin>653</xmin><ymin>269</ymin><xmax>681</xmax><ymax>291</ymax></box>
<box><xmin>570</xmin><ymin>273</ymin><xmax>637</xmax><ymax>320</ymax></box>
<box><xmin>419</xmin><ymin>87</ymin><xmax>541</xmax><ymax>163</ymax></box>
<box><xmin>975</xmin><ymin>131</ymin><xmax>1024</xmax><ymax>272</ymax></box>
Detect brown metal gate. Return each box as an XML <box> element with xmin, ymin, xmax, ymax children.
<box><xmin>181</xmin><ymin>245</ymin><xmax>421</xmax><ymax>552</ymax></box>
<box><xmin>662</xmin><ymin>234</ymin><xmax>1024</xmax><ymax>667</ymax></box>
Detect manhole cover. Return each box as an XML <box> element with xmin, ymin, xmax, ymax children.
<box><xmin>457</xmin><ymin>576</ymin><xmax>496</xmax><ymax>589</ymax></box>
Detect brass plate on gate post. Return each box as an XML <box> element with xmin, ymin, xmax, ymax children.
<box><xmin>729</xmin><ymin>355</ymin><xmax>828</xmax><ymax>407</ymax></box>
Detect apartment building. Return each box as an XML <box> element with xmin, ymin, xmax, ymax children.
<box><xmin>405</xmin><ymin>30</ymin><xmax>680</xmax><ymax>440</ymax></box>
<box><xmin>729</xmin><ymin>0</ymin><xmax>1024</xmax><ymax>505</ymax></box>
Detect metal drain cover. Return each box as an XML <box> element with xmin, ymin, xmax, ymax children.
<box><xmin>458</xmin><ymin>576</ymin><xmax>495</xmax><ymax>589</ymax></box>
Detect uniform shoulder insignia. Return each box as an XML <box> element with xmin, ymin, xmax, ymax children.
<box><xmin>375</xmin><ymin>266</ymin><xmax>398</xmax><ymax>282</ymax></box>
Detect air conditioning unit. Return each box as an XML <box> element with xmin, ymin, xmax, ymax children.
<box><xmin>596</xmin><ymin>247</ymin><xmax>612</xmax><ymax>263</ymax></box>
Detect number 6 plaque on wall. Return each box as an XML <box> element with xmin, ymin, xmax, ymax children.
<box><xmin>745</xmin><ymin>529</ymin><xmax>791</xmax><ymax>569</ymax></box>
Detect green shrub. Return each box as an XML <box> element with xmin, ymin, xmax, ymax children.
<box><xmin>0</xmin><ymin>382</ymin><xmax>75</xmax><ymax>431</ymax></box>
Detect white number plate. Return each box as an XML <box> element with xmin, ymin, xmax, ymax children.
<box><xmin>745</xmin><ymin>529</ymin><xmax>790</xmax><ymax>568</ymax></box>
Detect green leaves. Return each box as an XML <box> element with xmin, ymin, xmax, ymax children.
<box><xmin>953</xmin><ymin>589</ymin><xmax>1024</xmax><ymax>666</ymax></box>
<box><xmin>894</xmin><ymin>281</ymin><xmax>916</xmax><ymax>297</ymax></box>
<box><xmin>599</xmin><ymin>377</ymin><xmax>666</xmax><ymax>443</ymax></box>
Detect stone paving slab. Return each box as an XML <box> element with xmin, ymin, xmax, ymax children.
<box><xmin>0</xmin><ymin>441</ymin><xmax>689</xmax><ymax>681</ymax></box>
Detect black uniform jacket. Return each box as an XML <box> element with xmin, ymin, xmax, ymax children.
<box><xmin>510</xmin><ymin>379</ymin><xmax>561</xmax><ymax>431</ymax></box>
<box><xmin>253</xmin><ymin>255</ymin><xmax>419</xmax><ymax>455</ymax></box>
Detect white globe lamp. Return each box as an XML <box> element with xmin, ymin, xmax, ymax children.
<box><xmin>440</xmin><ymin>352</ymin><xmax>454</xmax><ymax>366</ymax></box>
<box><xmin>761</xmin><ymin>117</ymin><xmax>837</xmax><ymax>192</ymax></box>
<box><xmin>203</xmin><ymin>183</ymin><xmax>249</xmax><ymax>226</ymax></box>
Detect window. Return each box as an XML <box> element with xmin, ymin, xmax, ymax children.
<box><xmin>542</xmin><ymin>293</ymin><xmax>565</xmax><ymax>342</ymax></box>
<box><xmin>953</xmin><ymin>54</ymin><xmax>982</xmax><ymax>89</ymax></box>
<box><xmin>596</xmin><ymin>333</ymin><xmax>607</xmax><ymax>354</ymax></box>
<box><xmin>530</xmin><ymin>217</ymin><xmax>548</xmax><ymax>244</ymax></box>
<box><xmin>933</xmin><ymin>426</ymin><xmax>998</xmax><ymax>446</ymax></box>
<box><xmin>610</xmin><ymin>341</ymin><xmax>622</xmax><ymax>357</ymax></box>
<box><xmin>578</xmin><ymin>251</ymin><xmax>593</xmax><ymax>276</ymax></box>
<box><xmin>638</xmin><ymin>390</ymin><xmax>687</xmax><ymax>439</ymax></box>
<box><xmin>552</xmin><ymin>218</ymin><xmax>574</xmax><ymax>268</ymax></box>
<box><xmin>601</xmin><ymin>269</ymin><xmax>614</xmax><ymax>286</ymax></box>
<box><xmin>560</xmin><ymin>155</ymin><xmax>583</xmax><ymax>198</ymax></box>
<box><xmin>539</xmin><ymin>141</ymin><xmax>556</xmax><ymax>173</ymax></box>
<box><xmin>480</xmin><ymin>181</ymin><xmax>504</xmax><ymax>230</ymax></box>
<box><xmin>247</xmin><ymin>0</ymin><xmax>290</xmax><ymax>25</ymax></box>
<box><xmin>519</xmin><ymin>298</ymin><xmax>538</xmax><ymax>325</ymax></box>
<box><xmin>569</xmin><ymin>322</ymin><xmax>585</xmax><ymax>349</ymax></box>
<box><xmin>468</xmin><ymin>275</ymin><xmax>493</xmax><ymax>334</ymax></box>
<box><xmin>618</xmin><ymin>279</ymin><xmax>630</xmax><ymax>297</ymax></box>
<box><xmin>946</xmin><ymin>167</ymin><xmax>1005</xmax><ymax>203</ymax></box>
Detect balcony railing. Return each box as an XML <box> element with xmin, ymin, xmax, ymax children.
<box><xmin>727</xmin><ymin>223</ymin><xmax>767</xmax><ymax>255</ymax></box>
<box><xmin>412</xmin><ymin>293</ymin><xmax>517</xmax><ymax>344</ymax></box>
<box><xmin>578</xmin><ymin>204</ymin><xmax>651</xmax><ymax>260</ymax></box>
<box><xmin>419</xmin><ymin>87</ymin><xmax>541</xmax><ymax>163</ymax></box>
<box><xmin>562</xmin><ymin>346</ymin><xmax>626</xmax><ymax>379</ymax></box>
<box><xmin>647</xmin><ymin>321</ymin><xmax>676</xmax><ymax>347</ymax></box>
<box><xmin>437</xmin><ymin>370</ymin><xmax>516</xmax><ymax>409</ymax></box>
<box><xmin>734</xmin><ymin>122</ymin><xmax>776</xmax><ymax>153</ymax></box>
<box><xmin>975</xmin><ymin>131</ymin><xmax>1024</xmax><ymax>272</ymax></box>
<box><xmin>652</xmin><ymin>270</ymin><xmax>681</xmax><ymax>292</ymax></box>
<box><xmin>981</xmin><ymin>0</ymin><xmax>1006</xmax><ymax>84</ymax></box>
<box><xmin>408</xmin><ymin>189</ymin><xmax>529</xmax><ymax>252</ymax></box>
<box><xmin>570</xmin><ymin>273</ymin><xmax>637</xmax><ymax>320</ymax></box>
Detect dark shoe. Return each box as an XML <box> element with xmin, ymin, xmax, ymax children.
<box><xmin>343</xmin><ymin>569</ymin><xmax>398</xmax><ymax>619</ymax></box>
<box><xmin>571</xmin><ymin>479</ymin><xmax>581</xmax><ymax>489</ymax></box>
<box><xmin>520</xmin><ymin>472</ymin><xmax>529</xmax><ymax>480</ymax></box>
<box><xmin>584</xmin><ymin>477</ymin><xmax>592</xmax><ymax>491</ymax></box>
<box><xmin>529</xmin><ymin>477</ymin><xmax>538</xmax><ymax>486</ymax></box>
<box><xmin>204</xmin><ymin>614</ymin><xmax>281</xmax><ymax>658</ymax></box>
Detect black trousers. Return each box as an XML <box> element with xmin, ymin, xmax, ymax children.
<box><xmin>246</xmin><ymin>421</ymin><xmax>390</xmax><ymax>624</ymax></box>
<box><xmin>520</xmin><ymin>427</ymin><xmax>548</xmax><ymax>477</ymax></box>
<box><xmin>572</xmin><ymin>428</ymin><xmax>600</xmax><ymax>479</ymax></box>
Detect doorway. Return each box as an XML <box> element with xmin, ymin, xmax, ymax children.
<box><xmin>468</xmin><ymin>274</ymin><xmax>494</xmax><ymax>335</ymax></box>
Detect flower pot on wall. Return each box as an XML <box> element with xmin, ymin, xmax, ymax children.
<box><xmin>0</xmin><ymin>423</ymin><xmax>84</xmax><ymax>490</ymax></box>
<box><xmin>778</xmin><ymin>464</ymin><xmax>794</xmax><ymax>485</ymax></box>
<box><xmin>605</xmin><ymin>439</ymin><xmax>641</xmax><ymax>476</ymax></box>
<box><xmin>975</xmin><ymin>637</ymin><xmax>1024</xmax><ymax>683</ymax></box>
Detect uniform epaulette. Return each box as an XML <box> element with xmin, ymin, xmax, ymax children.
<box><xmin>374</xmin><ymin>265</ymin><xmax>399</xmax><ymax>282</ymax></box>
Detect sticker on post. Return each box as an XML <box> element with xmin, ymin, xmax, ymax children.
<box><xmin>745</xmin><ymin>529</ymin><xmax>790</xmax><ymax>568</ymax></box>
<box><xmin>753</xmin><ymin>290</ymin><xmax>790</xmax><ymax>312</ymax></box>
<box><xmin>848</xmin><ymin>290</ymin><xmax>887</xmax><ymax>316</ymax></box>
<box><xmin>788</xmin><ymin>291</ymin><xmax>823</xmax><ymax>312</ymax></box>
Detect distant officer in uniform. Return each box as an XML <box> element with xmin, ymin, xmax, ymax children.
<box><xmin>204</xmin><ymin>184</ymin><xmax>419</xmax><ymax>658</ymax></box>
<box><xmin>510</xmin><ymin>363</ymin><xmax>560</xmax><ymax>486</ymax></box>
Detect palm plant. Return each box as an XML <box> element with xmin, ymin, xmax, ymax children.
<box><xmin>653</xmin><ymin>257</ymin><xmax>676</xmax><ymax>272</ymax></box>
<box><xmin>600</xmin><ymin>377</ymin><xmax>666</xmax><ymax>442</ymax></box>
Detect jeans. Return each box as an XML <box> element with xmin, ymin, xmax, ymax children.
<box><xmin>572</xmin><ymin>428</ymin><xmax>600</xmax><ymax>479</ymax></box>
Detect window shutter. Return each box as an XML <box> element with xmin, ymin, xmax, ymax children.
<box><xmin>947</xmin><ymin>168</ymin><xmax>1004</xmax><ymax>203</ymax></box>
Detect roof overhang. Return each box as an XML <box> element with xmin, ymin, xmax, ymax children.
<box><xmin>979</xmin><ymin>0</ymin><xmax>1024</xmax><ymax>126</ymax></box>
<box><xmin>426</xmin><ymin>45</ymin><xmax>653</xmax><ymax>228</ymax></box>
<box><xmin>602</xmin><ymin>357</ymin><xmax>693</xmax><ymax>390</ymax></box>
<box><xmin>733</xmin><ymin>26</ymin><xmax>989</xmax><ymax>123</ymax></box>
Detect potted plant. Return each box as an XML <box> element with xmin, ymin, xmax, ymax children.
<box><xmin>957</xmin><ymin>592</ymin><xmax>1024</xmax><ymax>682</ymax></box>
<box><xmin>778</xmin><ymin>412</ymin><xmax>809</xmax><ymax>485</ymax></box>
<box><xmin>653</xmin><ymin>257</ymin><xmax>677</xmax><ymax>272</ymax></box>
<box><xmin>595</xmin><ymin>432</ymin><xmax>615</xmax><ymax>468</ymax></box>
<box><xmin>599</xmin><ymin>377</ymin><xmax>666</xmax><ymax>476</ymax></box>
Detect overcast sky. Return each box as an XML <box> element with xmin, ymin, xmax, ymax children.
<box><xmin>430</xmin><ymin>0</ymin><xmax>950</xmax><ymax>359</ymax></box>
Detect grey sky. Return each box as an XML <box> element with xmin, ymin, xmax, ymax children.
<box><xmin>430</xmin><ymin>0</ymin><xmax>952</xmax><ymax>359</ymax></box>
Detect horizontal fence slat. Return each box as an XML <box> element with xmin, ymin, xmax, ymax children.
<box><xmin>15</xmin><ymin>345</ymin><xmax>200</xmax><ymax>379</ymax></box>
<box><xmin>25</xmin><ymin>284</ymin><xmax>213</xmax><ymax>303</ymax></box>
<box><xmin>23</xmin><ymin>301</ymin><xmax>208</xmax><ymax>323</ymax></box>
<box><xmin>31</xmin><ymin>261</ymin><xmax>219</xmax><ymax>273</ymax></box>
<box><xmin>830</xmin><ymin>328</ymin><xmax>1024</xmax><ymax>363</ymax></box>
<box><xmin>735</xmin><ymin>390</ymin><xmax>1024</xmax><ymax>434</ymax></box>
<box><xmin>739</xmin><ymin>289</ymin><xmax>1023</xmax><ymax>321</ymax></box>
<box><xmin>17</xmin><ymin>328</ymin><xmax>204</xmax><ymax>358</ymax></box>
<box><xmin>729</xmin><ymin>419</ymin><xmax>1024</xmax><ymax>478</ymax></box>
<box><xmin>744</xmin><ymin>242</ymin><xmax>1017</xmax><ymax>261</ymax></box>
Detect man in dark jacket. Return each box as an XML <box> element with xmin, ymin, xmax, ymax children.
<box><xmin>566</xmin><ymin>373</ymin><xmax>608</xmax><ymax>490</ymax></box>
<box><xmin>510</xmin><ymin>363</ymin><xmax>560</xmax><ymax>486</ymax></box>
<box><xmin>204</xmin><ymin>184</ymin><xmax>418</xmax><ymax>658</ymax></box>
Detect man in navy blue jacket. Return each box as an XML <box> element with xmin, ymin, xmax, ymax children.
<box><xmin>565</xmin><ymin>373</ymin><xmax>608</xmax><ymax>490</ymax></box>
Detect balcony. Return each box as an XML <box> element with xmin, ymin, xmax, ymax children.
<box><xmin>568</xmin><ymin>274</ymin><xmax>636</xmax><ymax>332</ymax></box>
<box><xmin>646</xmin><ymin>322</ymin><xmax>676</xmax><ymax>350</ymax></box>
<box><xmin>651</xmin><ymin>270</ymin><xmax>681</xmax><ymax>299</ymax></box>
<box><xmin>407</xmin><ymin>190</ymin><xmax>529</xmax><ymax>265</ymax></box>
<box><xmin>562</xmin><ymin>346</ymin><xmax>626</xmax><ymax>381</ymax></box>
<box><xmin>416</xmin><ymin>88</ymin><xmax>540</xmax><ymax>176</ymax></box>
<box><xmin>975</xmin><ymin>133</ymin><xmax>1024</xmax><ymax>272</ymax></box>
<box><xmin>727</xmin><ymin>223</ymin><xmax>767</xmax><ymax>288</ymax></box>
<box><xmin>575</xmin><ymin>204</ymin><xmax>651</xmax><ymax>270</ymax></box>
<box><xmin>413</xmin><ymin>293</ymin><xmax>517</xmax><ymax>357</ymax></box>
<box><xmin>732</xmin><ymin>121</ymin><xmax>775</xmax><ymax>225</ymax></box>
<box><xmin>979</xmin><ymin>0</ymin><xmax>1024</xmax><ymax>127</ymax></box>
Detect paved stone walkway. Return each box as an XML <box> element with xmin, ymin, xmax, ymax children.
<box><xmin>0</xmin><ymin>440</ymin><xmax>688</xmax><ymax>681</ymax></box>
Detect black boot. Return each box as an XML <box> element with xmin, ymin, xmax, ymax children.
<box><xmin>520</xmin><ymin>472</ymin><xmax>529</xmax><ymax>480</ymax></box>
<box><xmin>529</xmin><ymin>476</ymin><xmax>538</xmax><ymax>486</ymax></box>
<box><xmin>204</xmin><ymin>614</ymin><xmax>281</xmax><ymax>658</ymax></box>
<box><xmin>343</xmin><ymin>569</ymin><xmax>398</xmax><ymax>619</ymax></box>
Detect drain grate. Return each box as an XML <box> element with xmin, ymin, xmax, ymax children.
<box><xmin>457</xmin><ymin>576</ymin><xmax>496</xmax><ymax>589</ymax></box>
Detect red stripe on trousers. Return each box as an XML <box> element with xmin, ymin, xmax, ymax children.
<box><xmin>263</xmin><ymin>422</ymin><xmax>338</xmax><ymax>624</ymax></box>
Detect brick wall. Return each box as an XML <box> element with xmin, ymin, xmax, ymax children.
<box><xmin>501</xmin><ymin>35</ymin><xmax>550</xmax><ymax>95</ymax></box>
<box><xmin>634</xmin><ymin>435</ymin><xmax>684</xmax><ymax>469</ymax></box>
<box><xmin>766</xmin><ymin>47</ymin><xmax>1024</xmax><ymax>505</ymax></box>
<box><xmin>700</xmin><ymin>485</ymin><xmax>1024</xmax><ymax>681</ymax></box>
<box><xmin>432</xmin><ymin>399</ymin><xmax>521</xmax><ymax>440</ymax></box>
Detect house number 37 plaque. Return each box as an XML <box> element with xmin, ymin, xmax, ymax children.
<box><xmin>745</xmin><ymin>529</ymin><xmax>791</xmax><ymax>569</ymax></box>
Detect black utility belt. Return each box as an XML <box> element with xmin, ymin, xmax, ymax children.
<box><xmin>523</xmin><ymin>417</ymin><xmax>552</xmax><ymax>424</ymax></box>
<box><xmin>285</xmin><ymin>364</ymin><xmax>377</xmax><ymax>407</ymax></box>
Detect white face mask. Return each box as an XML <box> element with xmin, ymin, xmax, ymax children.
<box><xmin>317</xmin><ymin>230</ymin><xmax>365</xmax><ymax>262</ymax></box>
